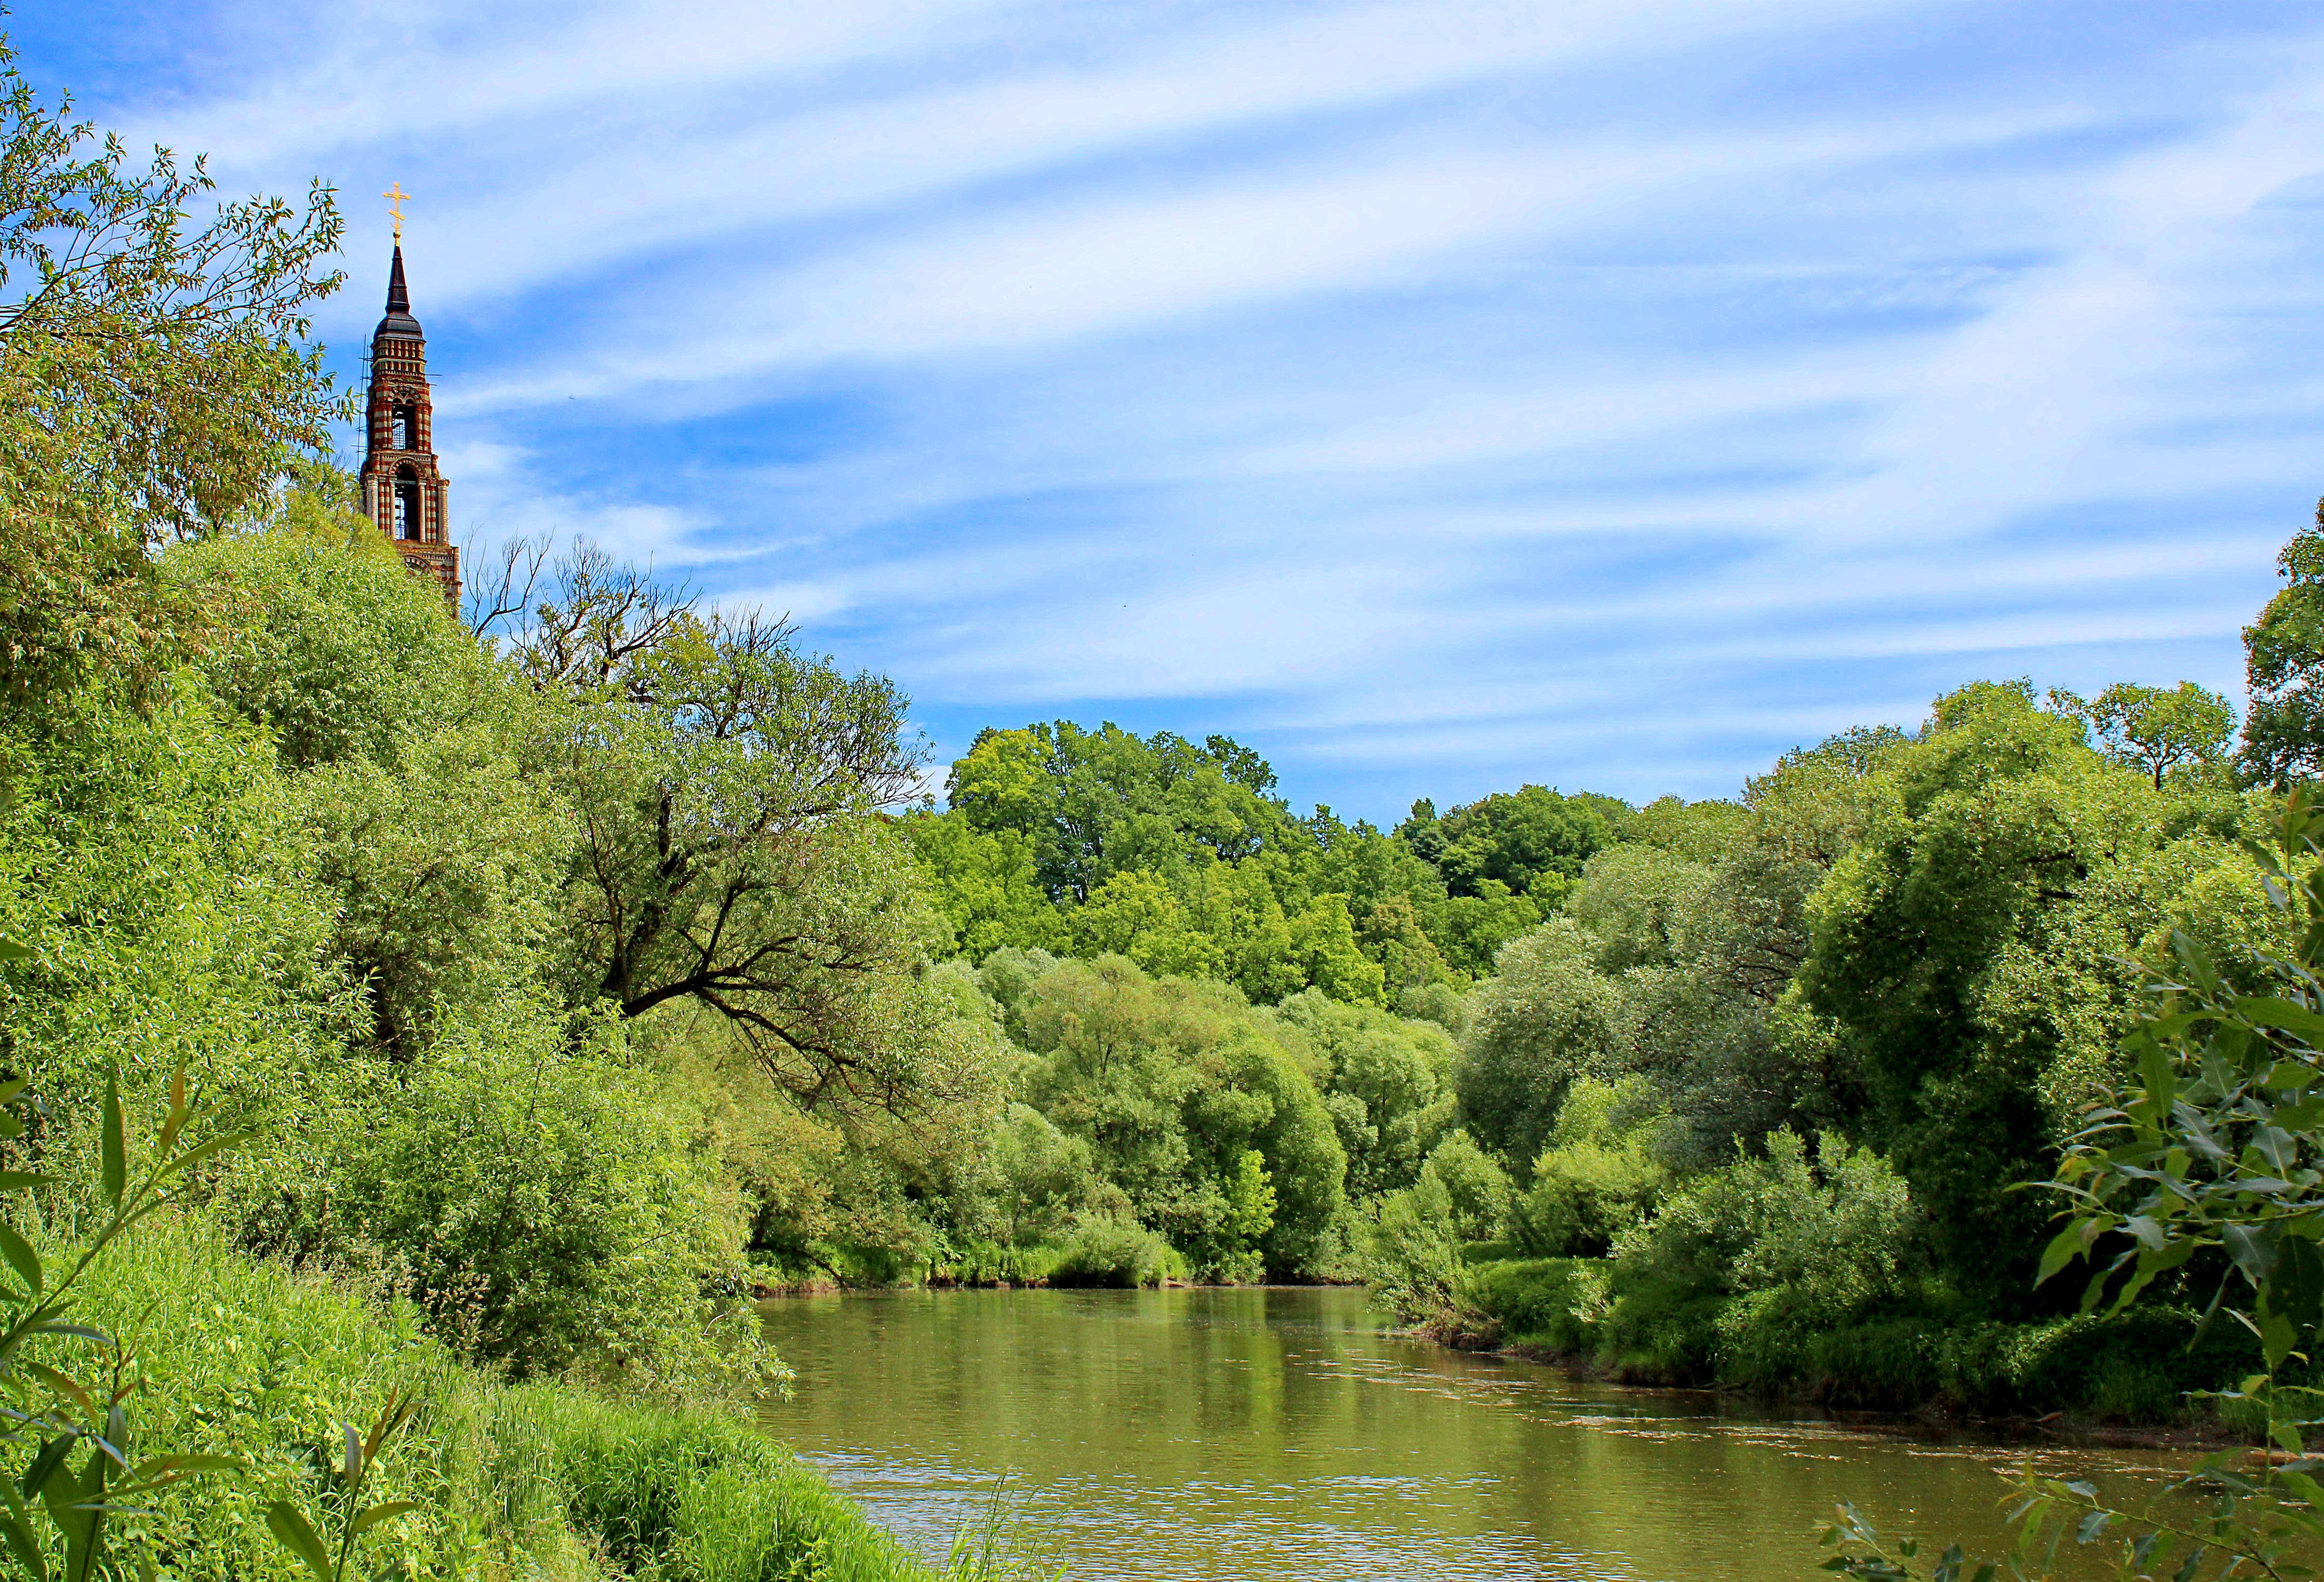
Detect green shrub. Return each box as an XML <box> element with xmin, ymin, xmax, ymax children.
<box><xmin>1604</xmin><ymin>1129</ymin><xmax>1915</xmax><ymax>1368</ymax></box>
<box><xmin>508</xmin><ymin>1384</ymin><xmax>927</xmax><ymax>1581</ymax></box>
<box><xmin>1467</xmin><ymin>1258</ymin><xmax>1605</xmax><ymax>1354</ymax></box>
<box><xmin>928</xmin><ymin>1240</ymin><xmax>1063</xmax><ymax>1287</ymax></box>
<box><xmin>1047</xmin><ymin>1215</ymin><xmax>1179</xmax><ymax>1288</ymax></box>
<box><xmin>1593</xmin><ymin>1274</ymin><xmax>1729</xmax><ymax>1382</ymax></box>
<box><xmin>1932</xmin><ymin>1307</ymin><xmax>2261</xmax><ymax>1420</ymax></box>
<box><xmin>1509</xmin><ymin>1077</ymin><xmax>1663</xmax><ymax>1258</ymax></box>
<box><xmin>326</xmin><ymin>1006</ymin><xmax>756</xmax><ymax>1389</ymax></box>
<box><xmin>1419</xmin><ymin>1130</ymin><xmax>1512</xmax><ymax>1241</ymax></box>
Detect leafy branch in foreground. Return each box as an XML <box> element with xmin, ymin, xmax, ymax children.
<box><xmin>0</xmin><ymin>1067</ymin><xmax>248</xmax><ymax>1579</ymax></box>
<box><xmin>0</xmin><ymin>1066</ymin><xmax>418</xmax><ymax>1581</ymax></box>
<box><xmin>1822</xmin><ymin>788</ymin><xmax>2324</xmax><ymax>1582</ymax></box>
<box><xmin>266</xmin><ymin>1392</ymin><xmax>419</xmax><ymax>1582</ymax></box>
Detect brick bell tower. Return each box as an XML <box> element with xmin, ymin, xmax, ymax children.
<box><xmin>359</xmin><ymin>198</ymin><xmax>459</xmax><ymax>605</ymax></box>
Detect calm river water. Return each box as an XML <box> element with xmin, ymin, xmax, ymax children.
<box><xmin>757</xmin><ymin>1287</ymin><xmax>2173</xmax><ymax>1581</ymax></box>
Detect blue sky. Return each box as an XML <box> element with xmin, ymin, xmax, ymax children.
<box><xmin>18</xmin><ymin>0</ymin><xmax>2316</xmax><ymax>822</ymax></box>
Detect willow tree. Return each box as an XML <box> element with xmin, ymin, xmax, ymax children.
<box><xmin>511</xmin><ymin>548</ymin><xmax>986</xmax><ymax>1122</ymax></box>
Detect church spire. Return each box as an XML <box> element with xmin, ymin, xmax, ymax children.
<box><xmin>359</xmin><ymin>206</ymin><xmax>459</xmax><ymax>609</ymax></box>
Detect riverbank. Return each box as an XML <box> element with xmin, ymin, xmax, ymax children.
<box><xmin>1424</xmin><ymin>1253</ymin><xmax>2270</xmax><ymax>1432</ymax></box>
<box><xmin>81</xmin><ymin>1220</ymin><xmax>957</xmax><ymax>1580</ymax></box>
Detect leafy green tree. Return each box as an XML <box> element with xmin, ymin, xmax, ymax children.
<box><xmin>1016</xmin><ymin>957</ymin><xmax>1347</xmax><ymax>1278</ymax></box>
<box><xmin>1271</xmin><ymin>990</ymin><xmax>1454</xmax><ymax>1198</ymax></box>
<box><xmin>1419</xmin><ymin>1130</ymin><xmax>1513</xmax><ymax>1241</ymax></box>
<box><xmin>987</xmin><ymin>1103</ymin><xmax>1124</xmax><ymax>1247</ymax></box>
<box><xmin>950</xmin><ymin>722</ymin><xmax>1297</xmax><ymax>902</ymax></box>
<box><xmin>1568</xmin><ymin>844</ymin><xmax>1712</xmax><ymax>974</ymax></box>
<box><xmin>1398</xmin><ymin>786</ymin><xmax>1615</xmax><ymax>907</ymax></box>
<box><xmin>1421</xmin><ymin>881</ymin><xmax>1542</xmax><ymax>978</ymax></box>
<box><xmin>902</xmin><ymin>813</ymin><xmax>1068</xmax><ymax>960</ymax></box>
<box><xmin>1071</xmin><ymin>868</ymin><xmax>1225</xmax><ymax>980</ymax></box>
<box><xmin>1614</xmin><ymin>794</ymin><xmax>1750</xmax><ymax>861</ymax></box>
<box><xmin>0</xmin><ymin>42</ymin><xmax>345</xmax><ymax>720</ymax></box>
<box><xmin>1354</xmin><ymin>894</ymin><xmax>1455</xmax><ymax>1004</ymax></box>
<box><xmin>1802</xmin><ymin>680</ymin><xmax>2241</xmax><ymax>1304</ymax></box>
<box><xmin>1826</xmin><ymin>791</ymin><xmax>2324</xmax><ymax>1582</ymax></box>
<box><xmin>1510</xmin><ymin>1076</ymin><xmax>1664</xmax><ymax>1258</ymax></box>
<box><xmin>1457</xmin><ymin>920</ymin><xmax>1632</xmax><ymax>1167</ymax></box>
<box><xmin>2244</xmin><ymin>505</ymin><xmax>2324</xmax><ymax>784</ymax></box>
<box><xmin>1689</xmin><ymin>726</ymin><xmax>1904</xmax><ymax>1008</ymax></box>
<box><xmin>0</xmin><ymin>674</ymin><xmax>342</xmax><ymax>1135</ymax></box>
<box><xmin>2050</xmin><ymin>680</ymin><xmax>2235</xmax><ymax>789</ymax></box>
<box><xmin>513</xmin><ymin>557</ymin><xmax>969</xmax><ymax>1123</ymax></box>
<box><xmin>168</xmin><ymin>498</ymin><xmax>498</xmax><ymax>771</ymax></box>
<box><xmin>297</xmin><ymin>722</ymin><xmax>568</xmax><ymax>1058</ymax></box>
<box><xmin>328</xmin><ymin>1006</ymin><xmax>749</xmax><ymax>1386</ymax></box>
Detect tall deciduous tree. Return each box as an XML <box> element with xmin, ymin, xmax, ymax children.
<box><xmin>2049</xmin><ymin>680</ymin><xmax>2235</xmax><ymax>789</ymax></box>
<box><xmin>513</xmin><ymin>551</ymin><xmax>973</xmax><ymax>1121</ymax></box>
<box><xmin>2244</xmin><ymin>505</ymin><xmax>2324</xmax><ymax>785</ymax></box>
<box><xmin>0</xmin><ymin>41</ymin><xmax>345</xmax><ymax>716</ymax></box>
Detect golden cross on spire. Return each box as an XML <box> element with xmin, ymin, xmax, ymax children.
<box><xmin>383</xmin><ymin>182</ymin><xmax>411</xmax><ymax>243</ymax></box>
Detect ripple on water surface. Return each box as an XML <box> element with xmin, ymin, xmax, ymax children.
<box><xmin>755</xmin><ymin>1287</ymin><xmax>2170</xmax><ymax>1582</ymax></box>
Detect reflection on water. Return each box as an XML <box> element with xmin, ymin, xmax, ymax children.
<box><xmin>756</xmin><ymin>1287</ymin><xmax>2170</xmax><ymax>1582</ymax></box>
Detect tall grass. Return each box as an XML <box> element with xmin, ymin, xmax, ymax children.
<box><xmin>54</xmin><ymin>1216</ymin><xmax>965</xmax><ymax>1579</ymax></box>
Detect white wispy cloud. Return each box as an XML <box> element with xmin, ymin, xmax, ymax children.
<box><xmin>50</xmin><ymin>0</ymin><xmax>2318</xmax><ymax>809</ymax></box>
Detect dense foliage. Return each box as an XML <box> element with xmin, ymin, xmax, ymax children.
<box><xmin>0</xmin><ymin>42</ymin><xmax>1038</xmax><ymax>1575</ymax></box>
<box><xmin>3</xmin><ymin>33</ymin><xmax>2319</xmax><ymax>1581</ymax></box>
<box><xmin>893</xmin><ymin>611</ymin><xmax>2289</xmax><ymax>1420</ymax></box>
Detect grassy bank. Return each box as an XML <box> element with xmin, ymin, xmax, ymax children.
<box><xmin>1452</xmin><ymin>1254</ymin><xmax>2268</xmax><ymax>1424</ymax></box>
<box><xmin>56</xmin><ymin>1218</ymin><xmax>965</xmax><ymax>1580</ymax></box>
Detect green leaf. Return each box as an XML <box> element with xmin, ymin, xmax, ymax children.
<box><xmin>2223</xmin><ymin>1222</ymin><xmax>2280</xmax><ymax>1290</ymax></box>
<box><xmin>128</xmin><ymin>1454</ymin><xmax>239</xmax><ymax>1479</ymax></box>
<box><xmin>26</xmin><ymin>1364</ymin><xmax>93</xmax><ymax>1422</ymax></box>
<box><xmin>2279</xmin><ymin>1238</ymin><xmax>2324</xmax><ymax>1342</ymax></box>
<box><xmin>2263</xmin><ymin>1308</ymin><xmax>2299</xmax><ymax>1371</ymax></box>
<box><xmin>20</xmin><ymin>1435</ymin><xmax>72</xmax><ymax>1500</ymax></box>
<box><xmin>154</xmin><ymin>1069</ymin><xmax>187</xmax><ymax>1157</ymax></box>
<box><xmin>2036</xmin><ymin>1221</ymin><xmax>2090</xmax><ymax>1285</ymax></box>
<box><xmin>0</xmin><ymin>1173</ymin><xmax>51</xmax><ymax>1194</ymax></box>
<box><xmin>0</xmin><ymin>939</ymin><xmax>29</xmax><ymax>963</ymax></box>
<box><xmin>0</xmin><ymin>1225</ymin><xmax>43</xmax><ymax>1301</ymax></box>
<box><xmin>0</xmin><ymin>1510</ymin><xmax>44</xmax><ymax>1582</ymax></box>
<box><xmin>352</xmin><ymin>1499</ymin><xmax>420</xmax><ymax>1533</ymax></box>
<box><xmin>265</xmin><ymin>1501</ymin><xmax>334</xmax><ymax>1582</ymax></box>
<box><xmin>98</xmin><ymin>1074</ymin><xmax>123</xmax><ymax>1210</ymax></box>
<box><xmin>2236</xmin><ymin>996</ymin><xmax>2324</xmax><ymax>1048</ymax></box>
<box><xmin>152</xmin><ymin>1132</ymin><xmax>248</xmax><ymax>1182</ymax></box>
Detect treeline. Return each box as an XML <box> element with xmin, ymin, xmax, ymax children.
<box><xmin>891</xmin><ymin>584</ymin><xmax>2314</xmax><ymax>1414</ymax></box>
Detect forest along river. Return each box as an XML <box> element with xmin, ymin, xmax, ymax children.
<box><xmin>756</xmin><ymin>1286</ymin><xmax>2172</xmax><ymax>1582</ymax></box>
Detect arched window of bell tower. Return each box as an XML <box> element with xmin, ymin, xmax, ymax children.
<box><xmin>390</xmin><ymin>402</ymin><xmax>417</xmax><ymax>450</ymax></box>
<box><xmin>394</xmin><ymin>464</ymin><xmax>422</xmax><ymax>541</ymax></box>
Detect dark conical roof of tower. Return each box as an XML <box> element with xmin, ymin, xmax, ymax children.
<box><xmin>374</xmin><ymin>246</ymin><xmax>422</xmax><ymax>341</ymax></box>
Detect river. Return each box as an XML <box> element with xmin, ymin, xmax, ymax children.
<box><xmin>757</xmin><ymin>1286</ymin><xmax>2175</xmax><ymax>1581</ymax></box>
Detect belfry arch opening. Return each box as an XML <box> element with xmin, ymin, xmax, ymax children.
<box><xmin>390</xmin><ymin>402</ymin><xmax>417</xmax><ymax>450</ymax></box>
<box><xmin>393</xmin><ymin>465</ymin><xmax>422</xmax><ymax>541</ymax></box>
